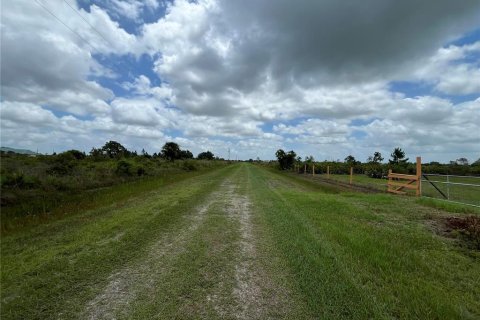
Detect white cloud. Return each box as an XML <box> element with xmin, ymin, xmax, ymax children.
<box><xmin>411</xmin><ymin>42</ymin><xmax>480</xmax><ymax>95</ymax></box>
<box><xmin>111</xmin><ymin>97</ymin><xmax>171</xmax><ymax>127</ymax></box>
<box><xmin>0</xmin><ymin>102</ymin><xmax>58</xmax><ymax>125</ymax></box>
<box><xmin>1</xmin><ymin>0</ymin><xmax>479</xmax><ymax>162</ymax></box>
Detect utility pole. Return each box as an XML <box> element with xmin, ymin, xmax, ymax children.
<box><xmin>228</xmin><ymin>148</ymin><xmax>230</xmax><ymax>161</ymax></box>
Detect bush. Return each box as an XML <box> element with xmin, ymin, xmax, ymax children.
<box><xmin>182</xmin><ymin>160</ymin><xmax>198</xmax><ymax>171</ymax></box>
<box><xmin>136</xmin><ymin>166</ymin><xmax>146</xmax><ymax>176</ymax></box>
<box><xmin>115</xmin><ymin>160</ymin><xmax>132</xmax><ymax>176</ymax></box>
<box><xmin>1</xmin><ymin>172</ymin><xmax>39</xmax><ymax>189</ymax></box>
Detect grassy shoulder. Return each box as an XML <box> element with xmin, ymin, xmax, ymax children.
<box><xmin>247</xmin><ymin>164</ymin><xmax>480</xmax><ymax>319</ymax></box>
<box><xmin>1</xmin><ymin>153</ymin><xmax>228</xmax><ymax>232</ymax></box>
<box><xmin>0</xmin><ymin>164</ymin><xmax>235</xmax><ymax>320</ymax></box>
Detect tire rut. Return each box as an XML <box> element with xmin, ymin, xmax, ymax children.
<box><xmin>82</xmin><ymin>182</ymin><xmax>228</xmax><ymax>320</ymax></box>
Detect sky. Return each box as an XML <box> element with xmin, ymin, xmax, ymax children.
<box><xmin>1</xmin><ymin>0</ymin><xmax>479</xmax><ymax>163</ymax></box>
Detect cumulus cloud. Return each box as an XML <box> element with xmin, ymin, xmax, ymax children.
<box><xmin>410</xmin><ymin>42</ymin><xmax>480</xmax><ymax>95</ymax></box>
<box><xmin>111</xmin><ymin>97</ymin><xmax>172</xmax><ymax>127</ymax></box>
<box><xmin>1</xmin><ymin>0</ymin><xmax>479</xmax><ymax>162</ymax></box>
<box><xmin>0</xmin><ymin>0</ymin><xmax>133</xmax><ymax>116</ymax></box>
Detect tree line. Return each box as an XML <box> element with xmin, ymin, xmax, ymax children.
<box><xmin>70</xmin><ymin>141</ymin><xmax>218</xmax><ymax>161</ymax></box>
<box><xmin>275</xmin><ymin>147</ymin><xmax>480</xmax><ymax>176</ymax></box>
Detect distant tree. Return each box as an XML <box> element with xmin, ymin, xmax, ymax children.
<box><xmin>472</xmin><ymin>158</ymin><xmax>480</xmax><ymax>166</ymax></box>
<box><xmin>180</xmin><ymin>150</ymin><xmax>194</xmax><ymax>159</ymax></box>
<box><xmin>275</xmin><ymin>149</ymin><xmax>296</xmax><ymax>170</ymax></box>
<box><xmin>90</xmin><ymin>147</ymin><xmax>105</xmax><ymax>160</ymax></box>
<box><xmin>141</xmin><ymin>148</ymin><xmax>151</xmax><ymax>158</ymax></box>
<box><xmin>305</xmin><ymin>155</ymin><xmax>315</xmax><ymax>163</ymax></box>
<box><xmin>389</xmin><ymin>147</ymin><xmax>409</xmax><ymax>165</ymax></box>
<box><xmin>367</xmin><ymin>151</ymin><xmax>383</xmax><ymax>164</ymax></box>
<box><xmin>344</xmin><ymin>155</ymin><xmax>357</xmax><ymax>165</ymax></box>
<box><xmin>197</xmin><ymin>151</ymin><xmax>215</xmax><ymax>160</ymax></box>
<box><xmin>101</xmin><ymin>141</ymin><xmax>129</xmax><ymax>158</ymax></box>
<box><xmin>366</xmin><ymin>152</ymin><xmax>384</xmax><ymax>178</ymax></box>
<box><xmin>456</xmin><ymin>157</ymin><xmax>469</xmax><ymax>166</ymax></box>
<box><xmin>161</xmin><ymin>142</ymin><xmax>181</xmax><ymax>161</ymax></box>
<box><xmin>61</xmin><ymin>149</ymin><xmax>86</xmax><ymax>160</ymax></box>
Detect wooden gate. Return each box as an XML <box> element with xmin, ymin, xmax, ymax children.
<box><xmin>387</xmin><ymin>157</ymin><xmax>422</xmax><ymax>196</ymax></box>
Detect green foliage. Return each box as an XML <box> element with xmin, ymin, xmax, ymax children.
<box><xmin>344</xmin><ymin>155</ymin><xmax>358</xmax><ymax>165</ymax></box>
<box><xmin>116</xmin><ymin>160</ymin><xmax>133</xmax><ymax>176</ymax></box>
<box><xmin>180</xmin><ymin>150</ymin><xmax>194</xmax><ymax>159</ymax></box>
<box><xmin>275</xmin><ymin>149</ymin><xmax>296</xmax><ymax>170</ymax></box>
<box><xmin>61</xmin><ymin>150</ymin><xmax>86</xmax><ymax>160</ymax></box>
<box><xmin>182</xmin><ymin>160</ymin><xmax>198</xmax><ymax>171</ymax></box>
<box><xmin>389</xmin><ymin>147</ymin><xmax>409</xmax><ymax>165</ymax></box>
<box><xmin>0</xmin><ymin>150</ymin><xmax>229</xmax><ymax>231</ymax></box>
<box><xmin>161</xmin><ymin>142</ymin><xmax>181</xmax><ymax>161</ymax></box>
<box><xmin>101</xmin><ymin>141</ymin><xmax>130</xmax><ymax>159</ymax></box>
<box><xmin>367</xmin><ymin>151</ymin><xmax>383</xmax><ymax>164</ymax></box>
<box><xmin>1</xmin><ymin>172</ymin><xmax>38</xmax><ymax>189</ymax></box>
<box><xmin>197</xmin><ymin>151</ymin><xmax>214</xmax><ymax>160</ymax></box>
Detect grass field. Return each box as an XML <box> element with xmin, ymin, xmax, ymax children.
<box><xmin>1</xmin><ymin>163</ymin><xmax>479</xmax><ymax>319</ymax></box>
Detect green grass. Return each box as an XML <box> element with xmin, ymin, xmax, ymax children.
<box><xmin>1</xmin><ymin>158</ymin><xmax>227</xmax><ymax>233</ymax></box>
<box><xmin>247</xmin><ymin>165</ymin><xmax>480</xmax><ymax>319</ymax></box>
<box><xmin>421</xmin><ymin>175</ymin><xmax>480</xmax><ymax>206</ymax></box>
<box><xmin>1</xmin><ymin>163</ymin><xmax>479</xmax><ymax>319</ymax></box>
<box><xmin>1</xmin><ymin>165</ymin><xmax>235</xmax><ymax>319</ymax></box>
<box><xmin>302</xmin><ymin>172</ymin><xmax>479</xmax><ymax>206</ymax></box>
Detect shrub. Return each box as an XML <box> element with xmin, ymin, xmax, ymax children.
<box><xmin>136</xmin><ymin>166</ymin><xmax>146</xmax><ymax>176</ymax></box>
<box><xmin>1</xmin><ymin>172</ymin><xmax>39</xmax><ymax>189</ymax></box>
<box><xmin>182</xmin><ymin>160</ymin><xmax>197</xmax><ymax>171</ymax></box>
<box><xmin>115</xmin><ymin>160</ymin><xmax>132</xmax><ymax>176</ymax></box>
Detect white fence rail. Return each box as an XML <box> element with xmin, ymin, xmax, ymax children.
<box><xmin>421</xmin><ymin>174</ymin><xmax>480</xmax><ymax>208</ymax></box>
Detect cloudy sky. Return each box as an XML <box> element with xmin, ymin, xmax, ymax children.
<box><xmin>1</xmin><ymin>0</ymin><xmax>479</xmax><ymax>162</ymax></box>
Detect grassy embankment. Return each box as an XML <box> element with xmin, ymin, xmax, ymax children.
<box><xmin>0</xmin><ymin>153</ymin><xmax>227</xmax><ymax>232</ymax></box>
<box><xmin>1</xmin><ymin>163</ymin><xmax>479</xmax><ymax>319</ymax></box>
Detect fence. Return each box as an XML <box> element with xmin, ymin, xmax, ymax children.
<box><xmin>293</xmin><ymin>158</ymin><xmax>479</xmax><ymax>207</ymax></box>
<box><xmin>387</xmin><ymin>157</ymin><xmax>421</xmax><ymax>196</ymax></box>
<box><xmin>421</xmin><ymin>174</ymin><xmax>480</xmax><ymax>207</ymax></box>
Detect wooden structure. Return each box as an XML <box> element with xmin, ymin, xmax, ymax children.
<box><xmin>387</xmin><ymin>157</ymin><xmax>422</xmax><ymax>196</ymax></box>
<box><xmin>349</xmin><ymin>167</ymin><xmax>353</xmax><ymax>185</ymax></box>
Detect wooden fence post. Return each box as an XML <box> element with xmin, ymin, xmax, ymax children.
<box><xmin>350</xmin><ymin>167</ymin><xmax>353</xmax><ymax>185</ymax></box>
<box><xmin>304</xmin><ymin>164</ymin><xmax>307</xmax><ymax>174</ymax></box>
<box><xmin>388</xmin><ymin>169</ymin><xmax>392</xmax><ymax>192</ymax></box>
<box><xmin>327</xmin><ymin>165</ymin><xmax>330</xmax><ymax>178</ymax></box>
<box><xmin>416</xmin><ymin>156</ymin><xmax>422</xmax><ymax>196</ymax></box>
<box><xmin>312</xmin><ymin>164</ymin><xmax>315</xmax><ymax>176</ymax></box>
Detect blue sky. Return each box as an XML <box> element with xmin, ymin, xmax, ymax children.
<box><xmin>1</xmin><ymin>0</ymin><xmax>479</xmax><ymax>163</ymax></box>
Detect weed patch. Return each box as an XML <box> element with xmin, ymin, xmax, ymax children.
<box><xmin>443</xmin><ymin>216</ymin><xmax>480</xmax><ymax>250</ymax></box>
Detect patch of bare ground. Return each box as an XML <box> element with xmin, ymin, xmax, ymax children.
<box><xmin>221</xmin><ymin>181</ymin><xmax>293</xmax><ymax>319</ymax></box>
<box><xmin>425</xmin><ymin>214</ymin><xmax>480</xmax><ymax>250</ymax></box>
<box><xmin>83</xmin><ymin>188</ymin><xmax>221</xmax><ymax>320</ymax></box>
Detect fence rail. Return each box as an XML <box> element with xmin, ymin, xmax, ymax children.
<box><xmin>421</xmin><ymin>173</ymin><xmax>480</xmax><ymax>208</ymax></box>
<box><xmin>387</xmin><ymin>157</ymin><xmax>421</xmax><ymax>196</ymax></box>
